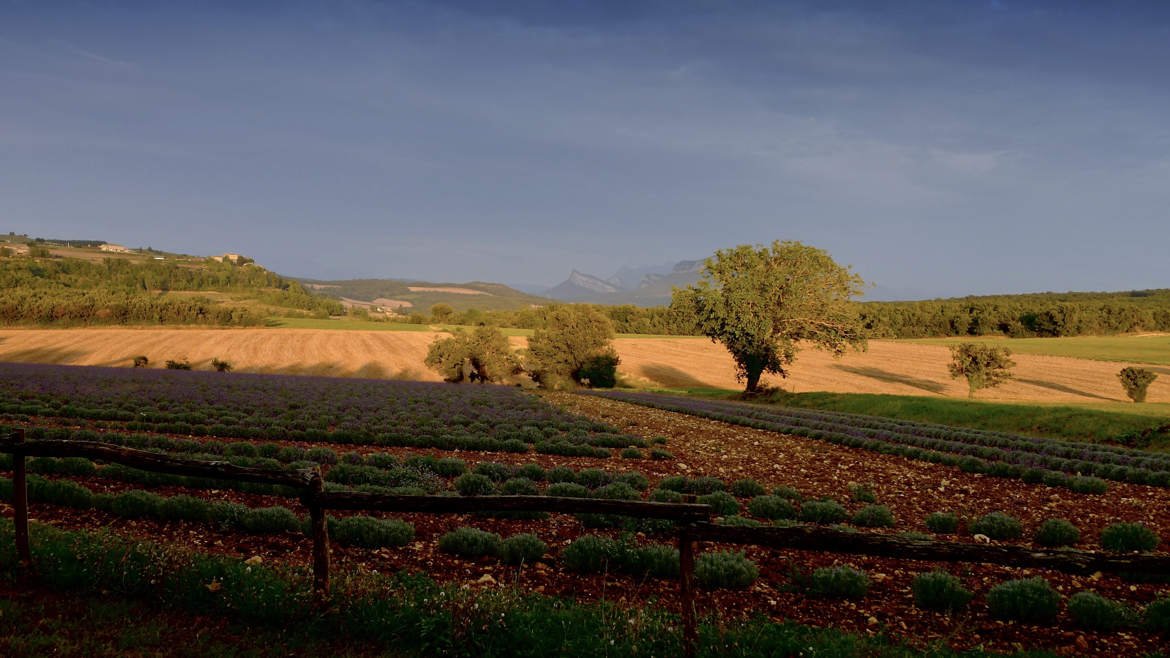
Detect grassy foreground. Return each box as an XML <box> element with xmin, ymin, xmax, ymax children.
<box><xmin>0</xmin><ymin>520</ymin><xmax>1042</xmax><ymax>658</ymax></box>
<box><xmin>659</xmin><ymin>389</ymin><xmax>1170</xmax><ymax>450</ymax></box>
<box><xmin>906</xmin><ymin>334</ymin><xmax>1170</xmax><ymax>366</ymax></box>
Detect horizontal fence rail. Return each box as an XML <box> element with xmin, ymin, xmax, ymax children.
<box><xmin>4</xmin><ymin>428</ymin><xmax>1170</xmax><ymax>658</ymax></box>
<box><xmin>1</xmin><ymin>437</ymin><xmax>319</xmax><ymax>488</ymax></box>
<box><xmin>690</xmin><ymin>523</ymin><xmax>1170</xmax><ymax>575</ymax></box>
<box><xmin>318</xmin><ymin>491</ymin><xmax>711</xmax><ymax>520</ymax></box>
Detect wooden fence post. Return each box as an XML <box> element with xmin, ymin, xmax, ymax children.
<box><xmin>678</xmin><ymin>494</ymin><xmax>698</xmax><ymax>658</ymax></box>
<box><xmin>308</xmin><ymin>468</ymin><xmax>330</xmax><ymax>604</ymax></box>
<box><xmin>11</xmin><ymin>428</ymin><xmax>31</xmax><ymax>568</ymax></box>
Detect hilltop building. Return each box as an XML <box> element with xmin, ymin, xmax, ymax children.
<box><xmin>99</xmin><ymin>243</ymin><xmax>133</xmax><ymax>254</ymax></box>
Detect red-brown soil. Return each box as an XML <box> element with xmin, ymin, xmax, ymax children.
<box><xmin>4</xmin><ymin>394</ymin><xmax>1169</xmax><ymax>655</ymax></box>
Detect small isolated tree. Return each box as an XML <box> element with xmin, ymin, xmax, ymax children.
<box><xmin>424</xmin><ymin>325</ymin><xmax>520</xmax><ymax>384</ymax></box>
<box><xmin>132</xmin><ymin>355</ymin><xmax>149</xmax><ymax>368</ymax></box>
<box><xmin>430</xmin><ymin>303</ymin><xmax>455</xmax><ymax>323</ymax></box>
<box><xmin>211</xmin><ymin>358</ymin><xmax>232</xmax><ymax>373</ymax></box>
<box><xmin>1117</xmin><ymin>366</ymin><xmax>1157</xmax><ymax>403</ymax></box>
<box><xmin>574</xmin><ymin>353</ymin><xmax>620</xmax><ymax>389</ymax></box>
<box><xmin>525</xmin><ymin>306</ymin><xmax>617</xmax><ymax>388</ymax></box>
<box><xmin>670</xmin><ymin>241</ymin><xmax>866</xmax><ymax>393</ymax></box>
<box><xmin>947</xmin><ymin>343</ymin><xmax>1015</xmax><ymax>398</ymax></box>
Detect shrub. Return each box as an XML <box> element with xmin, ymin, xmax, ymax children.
<box><xmin>799</xmin><ymin>499</ymin><xmax>848</xmax><ymax>524</ymax></box>
<box><xmin>986</xmin><ymin>577</ymin><xmax>1061</xmax><ymax>623</ymax></box>
<box><xmin>747</xmin><ymin>495</ymin><xmax>797</xmax><ymax>520</ymax></box>
<box><xmin>157</xmin><ymin>495</ymin><xmax>210</xmax><ymax>522</ymax></box>
<box><xmin>1033</xmin><ymin>519</ymin><xmax>1080</xmax><ymax>547</ymax></box>
<box><xmin>546</xmin><ymin>466</ymin><xmax>576</xmax><ymax>483</ymax></box>
<box><xmin>649</xmin><ymin>448</ymin><xmax>674</xmax><ymax>460</ymax></box>
<box><xmin>717</xmin><ymin>515</ymin><xmax>761</xmax><ymax>527</ymax></box>
<box><xmin>1067</xmin><ymin>475</ymin><xmax>1109</xmax><ymax>494</ymax></box>
<box><xmin>768</xmin><ymin>485</ymin><xmax>801</xmax><ymax>502</ymax></box>
<box><xmin>1145</xmin><ymin>595</ymin><xmax>1170</xmax><ymax>633</ymax></box>
<box><xmin>969</xmin><ymin>512</ymin><xmax>1022</xmax><ymax>540</ymax></box>
<box><xmin>613</xmin><ymin>472</ymin><xmax>649</xmax><ymax>490</ymax></box>
<box><xmin>1118</xmin><ymin>366</ymin><xmax>1158</xmax><ymax>403</ymax></box>
<box><xmin>620</xmin><ymin>447</ymin><xmax>643</xmax><ymax>459</ymax></box>
<box><xmin>594</xmin><ymin>481</ymin><xmax>640</xmax><ymax>501</ymax></box>
<box><xmin>473</xmin><ymin>462</ymin><xmax>514</xmax><ymax>482</ymax></box>
<box><xmin>1101</xmin><ymin>523</ymin><xmax>1160</xmax><ymax>552</ymax></box>
<box><xmin>695</xmin><ymin>551</ymin><xmax>758</xmax><ymax>589</ymax></box>
<box><xmin>305</xmin><ymin>447</ymin><xmax>338</xmax><ymax>464</ymax></box>
<box><xmin>515</xmin><ymin>463</ymin><xmax>545</xmax><ymax>481</ymax></box>
<box><xmin>849</xmin><ymin>483</ymin><xmax>877</xmax><ymax>503</ymax></box>
<box><xmin>498</xmin><ymin>477</ymin><xmax>540</xmax><ymax>496</ymax></box>
<box><xmin>731</xmin><ymin>479</ymin><xmax>766</xmax><ymax>498</ymax></box>
<box><xmin>649</xmin><ymin>488</ymin><xmax>683</xmax><ymax>503</ymax></box>
<box><xmin>332</xmin><ymin>516</ymin><xmax>414</xmax><ymax>548</ymax></box>
<box><xmin>239</xmin><ymin>506</ymin><xmax>302</xmax><ymax>534</ymax></box>
<box><xmin>808</xmin><ymin>566</ymin><xmax>870</xmax><ymax>599</ymax></box>
<box><xmin>499</xmin><ymin>533</ymin><xmax>548</xmax><ymax>565</ymax></box>
<box><xmin>574</xmin><ymin>353</ymin><xmax>619</xmax><ymax>389</ymax></box>
<box><xmin>433</xmin><ymin>458</ymin><xmax>467</xmax><ymax>477</ymax></box>
<box><xmin>225</xmin><ymin>441</ymin><xmax>259</xmax><ymax>458</ymax></box>
<box><xmin>132</xmin><ymin>355</ymin><xmax>149</xmax><ymax>368</ymax></box>
<box><xmin>437</xmin><ymin>527</ymin><xmax>502</xmax><ymax>558</ymax></box>
<box><xmin>912</xmin><ymin>570</ymin><xmax>972</xmax><ymax>612</ymax></box>
<box><xmin>574</xmin><ymin>468</ymin><xmax>611</xmax><ymax>489</ymax></box>
<box><xmin>545</xmin><ymin>482</ymin><xmax>591</xmax><ymax>498</ymax></box>
<box><xmin>211</xmin><ymin>358</ymin><xmax>232</xmax><ymax>372</ymax></box>
<box><xmin>164</xmin><ymin>359</ymin><xmax>191</xmax><ymax>370</ymax></box>
<box><xmin>925</xmin><ymin>512</ymin><xmax>959</xmax><ymax>534</ymax></box>
<box><xmin>1067</xmin><ymin>591</ymin><xmax>1134</xmax><ymax>631</ymax></box>
<box><xmin>454</xmin><ymin>473</ymin><xmax>495</xmax><ymax>496</ymax></box>
<box><xmin>110</xmin><ymin>490</ymin><xmax>162</xmax><ymax>518</ymax></box>
<box><xmin>851</xmin><ymin>504</ymin><xmax>895</xmax><ymax>528</ymax></box>
<box><xmin>562</xmin><ymin>535</ymin><xmax>621</xmax><ymax>573</ymax></box>
<box><xmin>622</xmin><ymin>544</ymin><xmax>681</xmax><ymax>579</ymax></box>
<box><xmin>698</xmin><ymin>491</ymin><xmax>740</xmax><ymax>516</ymax></box>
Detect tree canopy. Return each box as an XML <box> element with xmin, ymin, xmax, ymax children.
<box><xmin>671</xmin><ymin>241</ymin><xmax>867</xmax><ymax>393</ymax></box>
<box><xmin>947</xmin><ymin>343</ymin><xmax>1016</xmax><ymax>398</ymax></box>
<box><xmin>423</xmin><ymin>325</ymin><xmax>520</xmax><ymax>384</ymax></box>
<box><xmin>524</xmin><ymin>305</ymin><xmax>617</xmax><ymax>388</ymax></box>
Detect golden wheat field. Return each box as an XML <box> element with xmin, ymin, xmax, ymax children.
<box><xmin>0</xmin><ymin>327</ymin><xmax>1166</xmax><ymax>404</ymax></box>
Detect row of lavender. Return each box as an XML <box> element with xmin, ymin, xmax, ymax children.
<box><xmin>0</xmin><ymin>363</ymin><xmax>645</xmax><ymax>456</ymax></box>
<box><xmin>590</xmin><ymin>391</ymin><xmax>1170</xmax><ymax>490</ymax></box>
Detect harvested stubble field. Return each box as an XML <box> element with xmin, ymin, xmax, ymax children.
<box><xmin>1</xmin><ymin>327</ymin><xmax>1167</xmax><ymax>404</ymax></box>
<box><xmin>1</xmin><ymin>366</ymin><xmax>1169</xmax><ymax>655</ymax></box>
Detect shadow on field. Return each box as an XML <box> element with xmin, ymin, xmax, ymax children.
<box><xmin>639</xmin><ymin>364</ymin><xmax>711</xmax><ymax>388</ymax></box>
<box><xmin>832</xmin><ymin>365</ymin><xmax>946</xmax><ymax>394</ymax></box>
<box><xmin>1016</xmin><ymin>378</ymin><xmax>1116</xmax><ymax>401</ymax></box>
<box><xmin>0</xmin><ymin>346</ymin><xmax>90</xmax><ymax>365</ymax></box>
<box><xmin>351</xmin><ymin>362</ymin><xmax>388</xmax><ymax>379</ymax></box>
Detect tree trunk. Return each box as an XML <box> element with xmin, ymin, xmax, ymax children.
<box><xmin>744</xmin><ymin>368</ymin><xmax>762</xmax><ymax>393</ymax></box>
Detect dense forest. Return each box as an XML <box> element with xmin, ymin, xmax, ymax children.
<box><xmin>0</xmin><ymin>256</ymin><xmax>342</xmax><ymax>326</ymax></box>
<box><xmin>438</xmin><ymin>290</ymin><xmax>1170</xmax><ymax>338</ymax></box>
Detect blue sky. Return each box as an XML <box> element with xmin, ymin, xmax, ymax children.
<box><xmin>2</xmin><ymin>0</ymin><xmax>1168</xmax><ymax>298</ymax></box>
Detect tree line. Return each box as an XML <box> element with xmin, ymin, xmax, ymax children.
<box><xmin>430</xmin><ymin>290</ymin><xmax>1170</xmax><ymax>339</ymax></box>
<box><xmin>0</xmin><ymin>256</ymin><xmax>342</xmax><ymax>326</ymax></box>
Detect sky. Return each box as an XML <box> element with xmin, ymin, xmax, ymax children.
<box><xmin>2</xmin><ymin>0</ymin><xmax>1168</xmax><ymax>299</ymax></box>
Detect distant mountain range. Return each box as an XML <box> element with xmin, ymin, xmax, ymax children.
<box><xmin>542</xmin><ymin>259</ymin><xmax>706</xmax><ymax>306</ymax></box>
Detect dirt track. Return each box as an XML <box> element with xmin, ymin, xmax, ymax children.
<box><xmin>0</xmin><ymin>328</ymin><xmax>1166</xmax><ymax>403</ymax></box>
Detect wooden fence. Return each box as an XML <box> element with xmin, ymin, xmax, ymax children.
<box><xmin>4</xmin><ymin>428</ymin><xmax>1170</xmax><ymax>657</ymax></box>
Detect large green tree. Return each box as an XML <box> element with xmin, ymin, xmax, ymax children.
<box><xmin>524</xmin><ymin>305</ymin><xmax>617</xmax><ymax>388</ymax></box>
<box><xmin>423</xmin><ymin>325</ymin><xmax>521</xmax><ymax>384</ymax></box>
<box><xmin>671</xmin><ymin>241</ymin><xmax>867</xmax><ymax>393</ymax></box>
<box><xmin>947</xmin><ymin>343</ymin><xmax>1016</xmax><ymax>398</ymax></box>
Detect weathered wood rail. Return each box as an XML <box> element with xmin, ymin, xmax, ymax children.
<box><xmin>4</xmin><ymin>428</ymin><xmax>1170</xmax><ymax>657</ymax></box>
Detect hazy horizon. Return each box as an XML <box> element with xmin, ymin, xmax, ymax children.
<box><xmin>4</xmin><ymin>1</ymin><xmax>1168</xmax><ymax>298</ymax></box>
